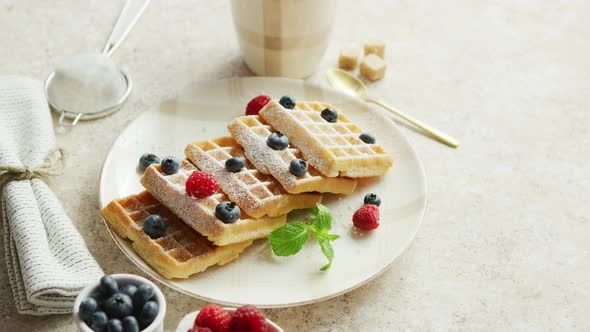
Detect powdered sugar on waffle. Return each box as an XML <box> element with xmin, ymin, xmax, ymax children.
<box><xmin>184</xmin><ymin>136</ymin><xmax>321</xmax><ymax>218</ymax></box>
<box><xmin>259</xmin><ymin>100</ymin><xmax>393</xmax><ymax>177</ymax></box>
<box><xmin>101</xmin><ymin>191</ymin><xmax>253</xmax><ymax>279</ymax></box>
<box><xmin>228</xmin><ymin>116</ymin><xmax>312</xmax><ymax>188</ymax></box>
<box><xmin>140</xmin><ymin>159</ymin><xmax>288</xmax><ymax>246</ymax></box>
<box><xmin>140</xmin><ymin>160</ymin><xmax>226</xmax><ymax>238</ymax></box>
<box><xmin>228</xmin><ymin>116</ymin><xmax>357</xmax><ymax>194</ymax></box>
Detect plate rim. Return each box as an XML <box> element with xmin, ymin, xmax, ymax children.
<box><xmin>97</xmin><ymin>76</ymin><xmax>428</xmax><ymax>308</ymax></box>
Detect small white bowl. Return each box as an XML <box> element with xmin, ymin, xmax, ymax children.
<box><xmin>176</xmin><ymin>307</ymin><xmax>283</xmax><ymax>332</ymax></box>
<box><xmin>73</xmin><ymin>274</ymin><xmax>167</xmax><ymax>332</ymax></box>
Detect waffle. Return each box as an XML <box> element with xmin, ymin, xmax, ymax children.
<box><xmin>184</xmin><ymin>136</ymin><xmax>321</xmax><ymax>218</ymax></box>
<box><xmin>259</xmin><ymin>100</ymin><xmax>393</xmax><ymax>177</ymax></box>
<box><xmin>100</xmin><ymin>191</ymin><xmax>253</xmax><ymax>279</ymax></box>
<box><xmin>228</xmin><ymin>116</ymin><xmax>358</xmax><ymax>194</ymax></box>
<box><xmin>140</xmin><ymin>160</ymin><xmax>286</xmax><ymax>246</ymax></box>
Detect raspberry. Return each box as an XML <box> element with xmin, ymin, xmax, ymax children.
<box><xmin>188</xmin><ymin>327</ymin><xmax>212</xmax><ymax>332</ymax></box>
<box><xmin>352</xmin><ymin>204</ymin><xmax>380</xmax><ymax>230</ymax></box>
<box><xmin>245</xmin><ymin>95</ymin><xmax>271</xmax><ymax>115</ymax></box>
<box><xmin>229</xmin><ymin>305</ymin><xmax>267</xmax><ymax>332</ymax></box>
<box><xmin>186</xmin><ymin>171</ymin><xmax>219</xmax><ymax>199</ymax></box>
<box><xmin>194</xmin><ymin>304</ymin><xmax>231</xmax><ymax>332</ymax></box>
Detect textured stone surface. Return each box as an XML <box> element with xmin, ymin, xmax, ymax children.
<box><xmin>1</xmin><ymin>0</ymin><xmax>589</xmax><ymax>331</ymax></box>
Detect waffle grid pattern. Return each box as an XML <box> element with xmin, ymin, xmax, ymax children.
<box><xmin>157</xmin><ymin>160</ymin><xmax>228</xmax><ymax>217</ymax></box>
<box><xmin>244</xmin><ymin>117</ymin><xmax>321</xmax><ymax>179</ymax></box>
<box><xmin>236</xmin><ymin>116</ymin><xmax>326</xmax><ymax>179</ymax></box>
<box><xmin>228</xmin><ymin>116</ymin><xmax>358</xmax><ymax>194</ymax></box>
<box><xmin>117</xmin><ymin>192</ymin><xmax>214</xmax><ymax>263</ymax></box>
<box><xmin>140</xmin><ymin>161</ymin><xmax>288</xmax><ymax>246</ymax></box>
<box><xmin>185</xmin><ymin>137</ymin><xmax>322</xmax><ymax>217</ymax></box>
<box><xmin>196</xmin><ymin>137</ymin><xmax>285</xmax><ymax>201</ymax></box>
<box><xmin>101</xmin><ymin>191</ymin><xmax>253</xmax><ymax>279</ymax></box>
<box><xmin>259</xmin><ymin>100</ymin><xmax>393</xmax><ymax>177</ymax></box>
<box><xmin>290</xmin><ymin>101</ymin><xmax>385</xmax><ymax>159</ymax></box>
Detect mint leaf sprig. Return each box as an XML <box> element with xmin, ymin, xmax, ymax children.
<box><xmin>268</xmin><ymin>203</ymin><xmax>339</xmax><ymax>271</ymax></box>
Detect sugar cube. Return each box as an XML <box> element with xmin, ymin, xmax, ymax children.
<box><xmin>360</xmin><ymin>54</ymin><xmax>387</xmax><ymax>81</ymax></box>
<box><xmin>363</xmin><ymin>40</ymin><xmax>385</xmax><ymax>58</ymax></box>
<box><xmin>338</xmin><ymin>48</ymin><xmax>359</xmax><ymax>70</ymax></box>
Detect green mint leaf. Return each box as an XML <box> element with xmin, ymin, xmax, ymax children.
<box><xmin>322</xmin><ymin>233</ymin><xmax>340</xmax><ymax>241</ymax></box>
<box><xmin>268</xmin><ymin>222</ymin><xmax>309</xmax><ymax>256</ymax></box>
<box><xmin>315</xmin><ymin>232</ymin><xmax>339</xmax><ymax>241</ymax></box>
<box><xmin>269</xmin><ymin>204</ymin><xmax>339</xmax><ymax>271</ymax></box>
<box><xmin>318</xmin><ymin>237</ymin><xmax>335</xmax><ymax>271</ymax></box>
<box><xmin>310</xmin><ymin>203</ymin><xmax>332</xmax><ymax>233</ymax></box>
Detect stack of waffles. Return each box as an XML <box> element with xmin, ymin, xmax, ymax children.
<box><xmin>101</xmin><ymin>100</ymin><xmax>393</xmax><ymax>279</ymax></box>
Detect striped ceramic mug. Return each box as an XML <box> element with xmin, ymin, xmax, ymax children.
<box><xmin>230</xmin><ymin>0</ymin><xmax>337</xmax><ymax>78</ymax></box>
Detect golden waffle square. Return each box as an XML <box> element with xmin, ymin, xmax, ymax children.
<box><xmin>184</xmin><ymin>136</ymin><xmax>321</xmax><ymax>218</ymax></box>
<box><xmin>259</xmin><ymin>100</ymin><xmax>393</xmax><ymax>177</ymax></box>
<box><xmin>100</xmin><ymin>191</ymin><xmax>253</xmax><ymax>279</ymax></box>
<box><xmin>228</xmin><ymin>116</ymin><xmax>358</xmax><ymax>194</ymax></box>
<box><xmin>140</xmin><ymin>160</ymin><xmax>286</xmax><ymax>246</ymax></box>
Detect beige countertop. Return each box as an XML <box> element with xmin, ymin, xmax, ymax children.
<box><xmin>1</xmin><ymin>0</ymin><xmax>589</xmax><ymax>331</ymax></box>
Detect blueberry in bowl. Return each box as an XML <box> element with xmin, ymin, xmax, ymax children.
<box><xmin>73</xmin><ymin>274</ymin><xmax>166</xmax><ymax>332</ymax></box>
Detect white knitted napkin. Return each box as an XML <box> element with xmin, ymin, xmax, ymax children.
<box><xmin>0</xmin><ymin>76</ymin><xmax>103</xmax><ymax>315</ymax></box>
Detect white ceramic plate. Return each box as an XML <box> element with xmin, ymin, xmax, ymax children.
<box><xmin>99</xmin><ymin>77</ymin><xmax>427</xmax><ymax>308</ymax></box>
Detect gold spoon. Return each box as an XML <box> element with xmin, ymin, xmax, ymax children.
<box><xmin>326</xmin><ymin>68</ymin><xmax>459</xmax><ymax>148</ymax></box>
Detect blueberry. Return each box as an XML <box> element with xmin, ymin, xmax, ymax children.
<box><xmin>138</xmin><ymin>153</ymin><xmax>160</xmax><ymax>172</ymax></box>
<box><xmin>279</xmin><ymin>96</ymin><xmax>296</xmax><ymax>109</ymax></box>
<box><xmin>120</xmin><ymin>284</ymin><xmax>137</xmax><ymax>298</ymax></box>
<box><xmin>87</xmin><ymin>311</ymin><xmax>108</xmax><ymax>332</ymax></box>
<box><xmin>100</xmin><ymin>275</ymin><xmax>119</xmax><ymax>297</ymax></box>
<box><xmin>364</xmin><ymin>193</ymin><xmax>381</xmax><ymax>206</ymax></box>
<box><xmin>215</xmin><ymin>202</ymin><xmax>241</xmax><ymax>223</ymax></box>
<box><xmin>289</xmin><ymin>159</ymin><xmax>308</xmax><ymax>177</ymax></box>
<box><xmin>359</xmin><ymin>133</ymin><xmax>376</xmax><ymax>144</ymax></box>
<box><xmin>122</xmin><ymin>316</ymin><xmax>139</xmax><ymax>332</ymax></box>
<box><xmin>106</xmin><ymin>319</ymin><xmax>123</xmax><ymax>332</ymax></box>
<box><xmin>143</xmin><ymin>214</ymin><xmax>166</xmax><ymax>239</ymax></box>
<box><xmin>89</xmin><ymin>290</ymin><xmax>107</xmax><ymax>310</ymax></box>
<box><xmin>79</xmin><ymin>297</ymin><xmax>98</xmax><ymax>321</ymax></box>
<box><xmin>133</xmin><ymin>284</ymin><xmax>155</xmax><ymax>310</ymax></box>
<box><xmin>267</xmin><ymin>131</ymin><xmax>289</xmax><ymax>150</ymax></box>
<box><xmin>320</xmin><ymin>108</ymin><xmax>338</xmax><ymax>123</ymax></box>
<box><xmin>138</xmin><ymin>301</ymin><xmax>159</xmax><ymax>329</ymax></box>
<box><xmin>104</xmin><ymin>293</ymin><xmax>134</xmax><ymax>319</ymax></box>
<box><xmin>225</xmin><ymin>157</ymin><xmax>245</xmax><ymax>173</ymax></box>
<box><xmin>160</xmin><ymin>156</ymin><xmax>180</xmax><ymax>175</ymax></box>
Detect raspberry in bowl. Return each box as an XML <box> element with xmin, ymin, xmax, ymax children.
<box><xmin>73</xmin><ymin>274</ymin><xmax>167</xmax><ymax>332</ymax></box>
<box><xmin>176</xmin><ymin>304</ymin><xmax>283</xmax><ymax>332</ymax></box>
